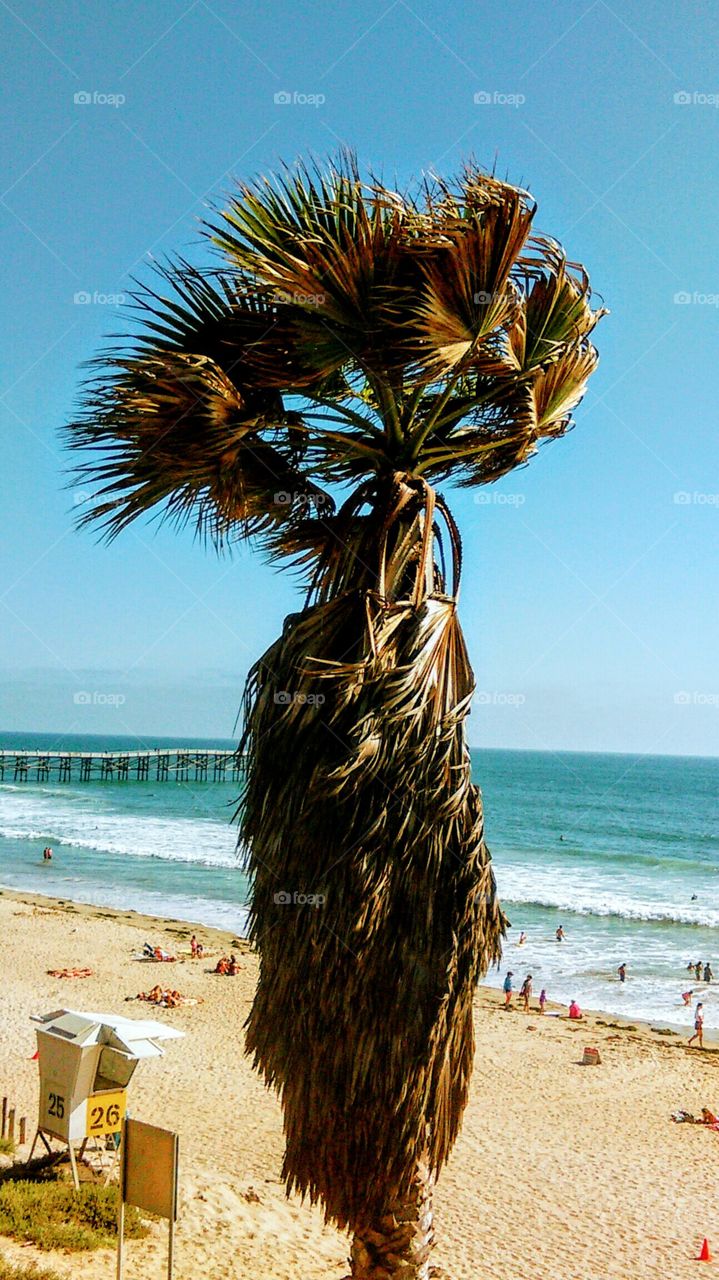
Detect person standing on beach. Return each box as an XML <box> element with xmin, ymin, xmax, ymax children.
<box><xmin>519</xmin><ymin>974</ymin><xmax>532</xmax><ymax>1012</ymax></box>
<box><xmin>539</xmin><ymin>988</ymin><xmax>547</xmax><ymax>1014</ymax></box>
<box><xmin>704</xmin><ymin>963</ymin><xmax>713</xmax><ymax>983</ymax></box>
<box><xmin>617</xmin><ymin>963</ymin><xmax>627</xmax><ymax>983</ymax></box>
<box><xmin>503</xmin><ymin>971</ymin><xmax>514</xmax><ymax>1008</ymax></box>
<box><xmin>689</xmin><ymin>1002</ymin><xmax>705</xmax><ymax>1048</ymax></box>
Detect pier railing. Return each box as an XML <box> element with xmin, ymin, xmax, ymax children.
<box><xmin>0</xmin><ymin>749</ymin><xmax>243</xmax><ymax>784</ymax></box>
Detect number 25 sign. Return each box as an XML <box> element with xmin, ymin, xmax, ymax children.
<box><xmin>86</xmin><ymin>1090</ymin><xmax>127</xmax><ymax>1137</ymax></box>
<box><xmin>39</xmin><ymin>1087</ymin><xmax>67</xmax><ymax>1138</ymax></box>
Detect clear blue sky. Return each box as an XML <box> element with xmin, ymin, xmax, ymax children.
<box><xmin>1</xmin><ymin>0</ymin><xmax>718</xmax><ymax>754</ymax></box>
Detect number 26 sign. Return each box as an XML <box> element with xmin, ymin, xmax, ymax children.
<box><xmin>86</xmin><ymin>1090</ymin><xmax>127</xmax><ymax>1137</ymax></box>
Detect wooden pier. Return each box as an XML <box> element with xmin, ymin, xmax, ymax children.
<box><xmin>0</xmin><ymin>749</ymin><xmax>243</xmax><ymax>784</ymax></box>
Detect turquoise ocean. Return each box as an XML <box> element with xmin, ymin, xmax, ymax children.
<box><xmin>0</xmin><ymin>733</ymin><xmax>717</xmax><ymax>1030</ymax></box>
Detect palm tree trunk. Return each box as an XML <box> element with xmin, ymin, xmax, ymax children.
<box><xmin>349</xmin><ymin>1165</ymin><xmax>435</xmax><ymax>1280</ymax></box>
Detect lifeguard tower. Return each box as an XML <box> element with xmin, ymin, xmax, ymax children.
<box><xmin>29</xmin><ymin>1008</ymin><xmax>184</xmax><ymax>1187</ymax></box>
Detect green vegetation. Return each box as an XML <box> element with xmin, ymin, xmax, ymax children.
<box><xmin>0</xmin><ymin>1182</ymin><xmax>147</xmax><ymax>1252</ymax></box>
<box><xmin>0</xmin><ymin>1256</ymin><xmax>63</xmax><ymax>1280</ymax></box>
<box><xmin>0</xmin><ymin>1141</ymin><xmax>14</xmax><ymax>1158</ymax></box>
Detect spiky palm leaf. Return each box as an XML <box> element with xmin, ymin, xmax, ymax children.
<box><xmin>65</xmin><ymin>154</ymin><xmax>605</xmax><ymax>1277</ymax></box>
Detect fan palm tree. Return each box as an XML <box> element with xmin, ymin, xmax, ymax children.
<box><xmin>66</xmin><ymin>154</ymin><xmax>604</xmax><ymax>1279</ymax></box>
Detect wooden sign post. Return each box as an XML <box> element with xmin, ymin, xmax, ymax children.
<box><xmin>117</xmin><ymin>1118</ymin><xmax>179</xmax><ymax>1280</ymax></box>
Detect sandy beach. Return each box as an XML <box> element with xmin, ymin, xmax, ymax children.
<box><xmin>0</xmin><ymin>888</ymin><xmax>717</xmax><ymax>1280</ymax></box>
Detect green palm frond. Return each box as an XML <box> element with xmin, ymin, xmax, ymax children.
<box><xmin>67</xmin><ymin>266</ymin><xmax>343</xmax><ymax>546</ymax></box>
<box><xmin>413</xmin><ymin>189</ymin><xmax>533</xmax><ymax>375</ymax></box>
<box><xmin>531</xmin><ymin>340</ymin><xmax>599</xmax><ymax>432</ymax></box>
<box><xmin>210</xmin><ymin>156</ymin><xmax>426</xmax><ymax>399</ymax></box>
<box><xmin>72</xmin><ymin>349</ymin><xmax>327</xmax><ymax>543</ymax></box>
<box><xmin>509</xmin><ymin>255</ymin><xmax>605</xmax><ymax>370</ymax></box>
<box><xmin>66</xmin><ymin>154</ymin><xmax>605</xmax><ymax>556</ymax></box>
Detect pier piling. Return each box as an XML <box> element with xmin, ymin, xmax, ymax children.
<box><xmin>0</xmin><ymin>748</ymin><xmax>241</xmax><ymax>784</ymax></box>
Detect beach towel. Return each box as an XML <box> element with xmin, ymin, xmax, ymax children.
<box><xmin>134</xmin><ymin>988</ymin><xmax>203</xmax><ymax>1008</ymax></box>
<box><xmin>671</xmin><ymin>1109</ymin><xmax>719</xmax><ymax>1132</ymax></box>
<box><xmin>47</xmin><ymin>967</ymin><xmax>93</xmax><ymax>978</ymax></box>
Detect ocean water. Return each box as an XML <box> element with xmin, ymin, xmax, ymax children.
<box><xmin>0</xmin><ymin>733</ymin><xmax>717</xmax><ymax>1029</ymax></box>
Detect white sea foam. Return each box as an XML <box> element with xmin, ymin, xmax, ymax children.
<box><xmin>0</xmin><ymin>785</ymin><xmax>238</xmax><ymax>869</ymax></box>
<box><xmin>496</xmin><ymin>861</ymin><xmax>719</xmax><ymax>929</ymax></box>
<box><xmin>3</xmin><ymin>783</ymin><xmax>717</xmax><ymax>928</ymax></box>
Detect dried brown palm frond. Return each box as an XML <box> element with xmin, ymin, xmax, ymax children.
<box><xmin>241</xmin><ymin>478</ymin><xmax>505</xmax><ymax>1233</ymax></box>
